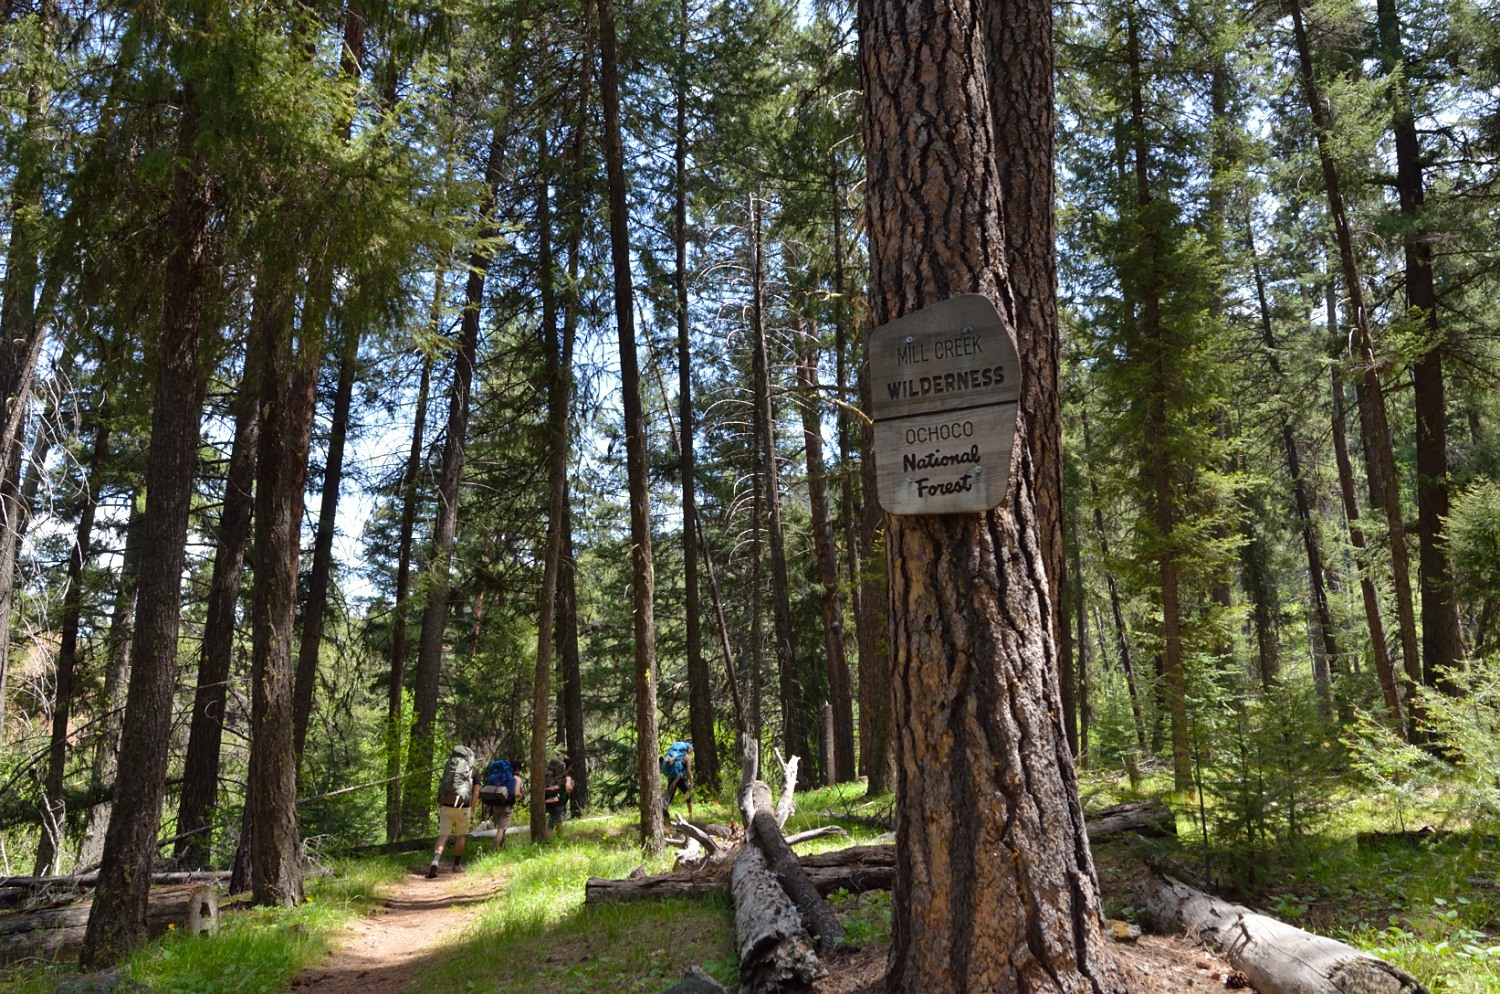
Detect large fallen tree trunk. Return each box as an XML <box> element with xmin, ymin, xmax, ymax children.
<box><xmin>741</xmin><ymin>775</ymin><xmax>846</xmax><ymax>949</ymax></box>
<box><xmin>0</xmin><ymin>869</ymin><xmax>230</xmax><ymax>910</ymax></box>
<box><xmin>586</xmin><ymin>845</ymin><xmax>897</xmax><ymax>904</ymax></box>
<box><xmin>732</xmin><ymin>845</ymin><xmax>825</xmax><ymax>994</ymax></box>
<box><xmin>1087</xmin><ymin>799</ymin><xmax>1176</xmax><ymax>840</ymax></box>
<box><xmin>1140</xmin><ymin>875</ymin><xmax>1428</xmax><ymax>994</ymax></box>
<box><xmin>0</xmin><ymin>883</ymin><xmax>219</xmax><ymax>965</ymax></box>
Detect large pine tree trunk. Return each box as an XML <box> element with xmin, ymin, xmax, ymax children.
<box><xmin>798</xmin><ymin>352</ymin><xmax>856</xmax><ymax>783</ymax></box>
<box><xmin>80</xmin><ymin>92</ymin><xmax>214</xmax><ymax>968</ymax></box>
<box><xmin>860</xmin><ymin>0</ymin><xmax>1123</xmax><ymax>985</ymax></box>
<box><xmin>597</xmin><ymin>0</ymin><xmax>663</xmax><ymax>853</ymax></box>
<box><xmin>176</xmin><ymin>375</ymin><xmax>259</xmax><ymax>868</ymax></box>
<box><xmin>247</xmin><ymin>262</ymin><xmax>316</xmax><ymax>908</ymax></box>
<box><xmin>987</xmin><ymin>0</ymin><xmax>1069</xmax><ymax>755</ymax></box>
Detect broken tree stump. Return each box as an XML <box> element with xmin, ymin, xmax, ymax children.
<box><xmin>0</xmin><ymin>883</ymin><xmax>219</xmax><ymax>964</ymax></box>
<box><xmin>1140</xmin><ymin>875</ymin><xmax>1428</xmax><ymax>994</ymax></box>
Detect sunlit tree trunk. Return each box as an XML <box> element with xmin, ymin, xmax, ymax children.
<box><xmin>861</xmin><ymin>0</ymin><xmax>1124</xmax><ymax>982</ymax></box>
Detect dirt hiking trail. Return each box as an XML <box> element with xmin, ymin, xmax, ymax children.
<box><xmin>289</xmin><ymin>862</ymin><xmax>495</xmax><ymax>994</ymax></box>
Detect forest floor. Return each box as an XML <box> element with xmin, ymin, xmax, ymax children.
<box><xmin>285</xmin><ymin>843</ymin><xmax>1251</xmax><ymax>994</ymax></box>
<box><xmin>809</xmin><ymin>932</ymin><xmax>1247</xmax><ymax>994</ymax></box>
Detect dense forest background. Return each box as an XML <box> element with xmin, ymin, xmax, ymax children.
<box><xmin>0</xmin><ymin>0</ymin><xmax>1497</xmax><ymax>954</ymax></box>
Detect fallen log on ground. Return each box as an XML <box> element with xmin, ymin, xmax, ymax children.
<box><xmin>732</xmin><ymin>845</ymin><xmax>825</xmax><ymax>994</ymax></box>
<box><xmin>1086</xmin><ymin>799</ymin><xmax>1177</xmax><ymax>840</ymax></box>
<box><xmin>741</xmin><ymin>774</ymin><xmax>846</xmax><ymax>949</ymax></box>
<box><xmin>586</xmin><ymin>845</ymin><xmax>896</xmax><ymax>904</ymax></box>
<box><xmin>0</xmin><ymin>883</ymin><xmax>219</xmax><ymax>965</ymax></box>
<box><xmin>1139</xmin><ymin>875</ymin><xmax>1429</xmax><ymax>994</ymax></box>
<box><xmin>0</xmin><ymin>869</ymin><xmax>230</xmax><ymax>910</ymax></box>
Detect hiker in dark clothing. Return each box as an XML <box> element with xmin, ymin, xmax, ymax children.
<box><xmin>544</xmin><ymin>758</ymin><xmax>575</xmax><ymax>829</ymax></box>
<box><xmin>429</xmin><ymin>744</ymin><xmax>481</xmax><ymax>878</ymax></box>
<box><xmin>659</xmin><ymin>741</ymin><xmax>694</xmax><ymax>817</ymax></box>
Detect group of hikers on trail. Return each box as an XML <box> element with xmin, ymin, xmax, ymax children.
<box><xmin>425</xmin><ymin>739</ymin><xmax>696</xmax><ymax>877</ymax></box>
<box><xmin>426</xmin><ymin>747</ymin><xmax>575</xmax><ymax>877</ymax></box>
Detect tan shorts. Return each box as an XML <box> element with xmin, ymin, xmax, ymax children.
<box><xmin>438</xmin><ymin>804</ymin><xmax>473</xmax><ymax>838</ymax></box>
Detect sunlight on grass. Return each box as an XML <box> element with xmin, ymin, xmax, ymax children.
<box><xmin>0</xmin><ymin>856</ymin><xmax>405</xmax><ymax>994</ymax></box>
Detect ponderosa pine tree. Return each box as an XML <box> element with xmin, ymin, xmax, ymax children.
<box><xmin>860</xmin><ymin>0</ymin><xmax>1124</xmax><ymax>986</ymax></box>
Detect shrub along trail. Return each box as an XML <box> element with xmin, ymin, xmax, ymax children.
<box><xmin>289</xmin><ymin>863</ymin><xmax>498</xmax><ymax>993</ymax></box>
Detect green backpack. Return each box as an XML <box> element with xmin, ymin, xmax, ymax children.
<box><xmin>439</xmin><ymin>745</ymin><xmax>475</xmax><ymax>806</ymax></box>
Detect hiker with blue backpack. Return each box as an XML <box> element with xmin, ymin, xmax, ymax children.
<box><xmin>659</xmin><ymin>741</ymin><xmax>694</xmax><ymax>817</ymax></box>
<box><xmin>428</xmin><ymin>744</ymin><xmax>481</xmax><ymax>878</ymax></box>
<box><xmin>477</xmin><ymin>756</ymin><xmax>526</xmax><ymax>847</ymax></box>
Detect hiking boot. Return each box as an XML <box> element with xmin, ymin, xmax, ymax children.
<box><xmin>426</xmin><ymin>863</ymin><xmax>438</xmax><ymax>879</ymax></box>
<box><xmin>452</xmin><ymin>858</ymin><xmax>463</xmax><ymax>873</ymax></box>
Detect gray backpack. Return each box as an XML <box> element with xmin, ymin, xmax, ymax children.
<box><xmin>438</xmin><ymin>745</ymin><xmax>475</xmax><ymax>806</ymax></box>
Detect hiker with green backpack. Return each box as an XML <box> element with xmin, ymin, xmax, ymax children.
<box><xmin>428</xmin><ymin>744</ymin><xmax>482</xmax><ymax>878</ymax></box>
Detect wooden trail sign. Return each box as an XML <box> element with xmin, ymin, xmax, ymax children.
<box><xmin>868</xmin><ymin>294</ymin><xmax>1020</xmax><ymax>515</ymax></box>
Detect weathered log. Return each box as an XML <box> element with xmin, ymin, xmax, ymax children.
<box><xmin>783</xmin><ymin>826</ymin><xmax>846</xmax><ymax>846</ymax></box>
<box><xmin>0</xmin><ymin>869</ymin><xmax>230</xmax><ymax>892</ymax></box>
<box><xmin>731</xmin><ymin>845</ymin><xmax>824</xmax><ymax>994</ymax></box>
<box><xmin>1086</xmin><ymin>799</ymin><xmax>1177</xmax><ymax>841</ymax></box>
<box><xmin>587</xmin><ymin>845</ymin><xmax>896</xmax><ymax>904</ymax></box>
<box><xmin>1140</xmin><ymin>875</ymin><xmax>1429</xmax><ymax>994</ymax></box>
<box><xmin>0</xmin><ymin>883</ymin><xmax>219</xmax><ymax>964</ymax></box>
<box><xmin>741</xmin><ymin>780</ymin><xmax>847</xmax><ymax>949</ymax></box>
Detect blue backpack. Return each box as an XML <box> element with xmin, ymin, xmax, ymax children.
<box><xmin>660</xmin><ymin>741</ymin><xmax>691</xmax><ymax>780</ymax></box>
<box><xmin>479</xmin><ymin>759</ymin><xmax>517</xmax><ymax>807</ymax></box>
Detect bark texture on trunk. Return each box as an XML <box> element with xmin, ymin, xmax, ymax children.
<box><xmin>859</xmin><ymin>0</ymin><xmax>1122</xmax><ymax>986</ymax></box>
<box><xmin>248</xmin><ymin>262</ymin><xmax>317</xmax><ymax>908</ymax></box>
<box><xmin>1374</xmin><ymin>0</ymin><xmax>1464</xmax><ymax>691</ymax></box>
<box><xmin>81</xmin><ymin>93</ymin><xmax>214</xmax><ymax>967</ymax></box>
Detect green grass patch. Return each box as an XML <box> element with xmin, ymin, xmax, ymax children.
<box><xmin>0</xmin><ymin>856</ymin><xmax>406</xmax><ymax>994</ymax></box>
